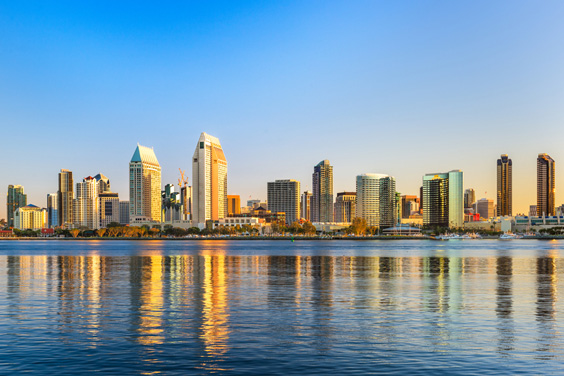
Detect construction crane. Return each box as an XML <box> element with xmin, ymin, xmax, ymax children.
<box><xmin>178</xmin><ymin>169</ymin><xmax>188</xmax><ymax>187</ymax></box>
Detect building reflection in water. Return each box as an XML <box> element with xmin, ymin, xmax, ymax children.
<box><xmin>535</xmin><ymin>249</ymin><xmax>558</xmax><ymax>358</ymax></box>
<box><xmin>496</xmin><ymin>256</ymin><xmax>514</xmax><ymax>355</ymax></box>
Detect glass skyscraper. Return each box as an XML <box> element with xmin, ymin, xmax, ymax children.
<box><xmin>423</xmin><ymin>170</ymin><xmax>463</xmax><ymax>228</ymax></box>
<box><xmin>537</xmin><ymin>153</ymin><xmax>555</xmax><ymax>216</ymax></box>
<box><xmin>312</xmin><ymin>160</ymin><xmax>333</xmax><ymax>223</ymax></box>
<box><xmin>497</xmin><ymin>154</ymin><xmax>512</xmax><ymax>216</ymax></box>
<box><xmin>355</xmin><ymin>174</ymin><xmax>396</xmax><ymax>229</ymax></box>
<box><xmin>7</xmin><ymin>185</ymin><xmax>27</xmax><ymax>228</ymax></box>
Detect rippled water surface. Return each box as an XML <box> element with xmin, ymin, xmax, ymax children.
<box><xmin>1</xmin><ymin>239</ymin><xmax>563</xmax><ymax>375</ymax></box>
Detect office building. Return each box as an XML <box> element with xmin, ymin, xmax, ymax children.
<box><xmin>267</xmin><ymin>180</ymin><xmax>300</xmax><ymax>225</ymax></box>
<box><xmin>475</xmin><ymin>198</ymin><xmax>495</xmax><ymax>219</ymax></box>
<box><xmin>334</xmin><ymin>192</ymin><xmax>356</xmax><ymax>223</ymax></box>
<box><xmin>13</xmin><ymin>204</ymin><xmax>47</xmax><ymax>230</ymax></box>
<box><xmin>227</xmin><ymin>195</ymin><xmax>241</xmax><ymax>216</ymax></box>
<box><xmin>301</xmin><ymin>191</ymin><xmax>312</xmax><ymax>221</ymax></box>
<box><xmin>94</xmin><ymin>173</ymin><xmax>111</xmax><ymax>193</ymax></box>
<box><xmin>47</xmin><ymin>193</ymin><xmax>58</xmax><ymax>228</ymax></box>
<box><xmin>120</xmin><ymin>201</ymin><xmax>130</xmax><ymax>225</ymax></box>
<box><xmin>99</xmin><ymin>192</ymin><xmax>120</xmax><ymax>228</ymax></box>
<box><xmin>422</xmin><ymin>170</ymin><xmax>464</xmax><ymax>228</ymax></box>
<box><xmin>464</xmin><ymin>188</ymin><xmax>476</xmax><ymax>209</ymax></box>
<box><xmin>7</xmin><ymin>185</ymin><xmax>27</xmax><ymax>228</ymax></box>
<box><xmin>74</xmin><ymin>176</ymin><xmax>99</xmax><ymax>229</ymax></box>
<box><xmin>529</xmin><ymin>205</ymin><xmax>537</xmax><ymax>217</ymax></box>
<box><xmin>312</xmin><ymin>160</ymin><xmax>333</xmax><ymax>223</ymax></box>
<box><xmin>58</xmin><ymin>169</ymin><xmax>74</xmax><ymax>229</ymax></box>
<box><xmin>537</xmin><ymin>153</ymin><xmax>555</xmax><ymax>216</ymax></box>
<box><xmin>129</xmin><ymin>144</ymin><xmax>162</xmax><ymax>222</ymax></box>
<box><xmin>401</xmin><ymin>195</ymin><xmax>419</xmax><ymax>218</ymax></box>
<box><xmin>496</xmin><ymin>154</ymin><xmax>512</xmax><ymax>216</ymax></box>
<box><xmin>356</xmin><ymin>174</ymin><xmax>396</xmax><ymax>228</ymax></box>
<box><xmin>192</xmin><ymin>132</ymin><xmax>228</xmax><ymax>224</ymax></box>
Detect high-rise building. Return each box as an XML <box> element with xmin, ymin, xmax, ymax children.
<box><xmin>192</xmin><ymin>132</ymin><xmax>228</xmax><ymax>224</ymax></box>
<box><xmin>267</xmin><ymin>180</ymin><xmax>300</xmax><ymax>225</ymax></box>
<box><xmin>227</xmin><ymin>195</ymin><xmax>241</xmax><ymax>216</ymax></box>
<box><xmin>94</xmin><ymin>173</ymin><xmax>111</xmax><ymax>193</ymax></box>
<box><xmin>356</xmin><ymin>174</ymin><xmax>396</xmax><ymax>228</ymax></box>
<box><xmin>464</xmin><ymin>188</ymin><xmax>476</xmax><ymax>209</ymax></box>
<box><xmin>13</xmin><ymin>205</ymin><xmax>47</xmax><ymax>230</ymax></box>
<box><xmin>129</xmin><ymin>144</ymin><xmax>162</xmax><ymax>222</ymax></box>
<box><xmin>312</xmin><ymin>160</ymin><xmax>333</xmax><ymax>223</ymax></box>
<box><xmin>301</xmin><ymin>191</ymin><xmax>312</xmax><ymax>221</ymax></box>
<box><xmin>422</xmin><ymin>170</ymin><xmax>463</xmax><ymax>228</ymax></box>
<box><xmin>400</xmin><ymin>195</ymin><xmax>419</xmax><ymax>218</ymax></box>
<box><xmin>7</xmin><ymin>185</ymin><xmax>27</xmax><ymax>228</ymax></box>
<box><xmin>74</xmin><ymin>176</ymin><xmax>99</xmax><ymax>229</ymax></box>
<box><xmin>47</xmin><ymin>193</ymin><xmax>59</xmax><ymax>228</ymax></box>
<box><xmin>120</xmin><ymin>201</ymin><xmax>130</xmax><ymax>225</ymax></box>
<box><xmin>537</xmin><ymin>153</ymin><xmax>555</xmax><ymax>216</ymax></box>
<box><xmin>99</xmin><ymin>192</ymin><xmax>120</xmax><ymax>228</ymax></box>
<box><xmin>58</xmin><ymin>169</ymin><xmax>74</xmax><ymax>229</ymax></box>
<box><xmin>475</xmin><ymin>198</ymin><xmax>495</xmax><ymax>219</ymax></box>
<box><xmin>496</xmin><ymin>154</ymin><xmax>512</xmax><ymax>216</ymax></box>
<box><xmin>334</xmin><ymin>192</ymin><xmax>356</xmax><ymax>223</ymax></box>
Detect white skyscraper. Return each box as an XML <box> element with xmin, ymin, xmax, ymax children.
<box><xmin>192</xmin><ymin>132</ymin><xmax>228</xmax><ymax>225</ymax></box>
<box><xmin>129</xmin><ymin>144</ymin><xmax>162</xmax><ymax>222</ymax></box>
<box><xmin>74</xmin><ymin>176</ymin><xmax>100</xmax><ymax>229</ymax></box>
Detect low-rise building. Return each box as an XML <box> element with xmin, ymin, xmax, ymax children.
<box><xmin>14</xmin><ymin>205</ymin><xmax>48</xmax><ymax>230</ymax></box>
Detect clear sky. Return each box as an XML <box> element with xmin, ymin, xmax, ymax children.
<box><xmin>2</xmin><ymin>1</ymin><xmax>564</xmax><ymax>220</ymax></box>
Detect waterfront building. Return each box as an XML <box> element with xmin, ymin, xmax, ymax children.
<box><xmin>267</xmin><ymin>180</ymin><xmax>300</xmax><ymax>225</ymax></box>
<box><xmin>129</xmin><ymin>144</ymin><xmax>162</xmax><ymax>222</ymax></box>
<box><xmin>401</xmin><ymin>195</ymin><xmax>419</xmax><ymax>218</ymax></box>
<box><xmin>474</xmin><ymin>198</ymin><xmax>495</xmax><ymax>219</ymax></box>
<box><xmin>119</xmin><ymin>201</ymin><xmax>130</xmax><ymax>225</ymax></box>
<box><xmin>496</xmin><ymin>154</ymin><xmax>512</xmax><ymax>216</ymax></box>
<box><xmin>47</xmin><ymin>193</ymin><xmax>58</xmax><ymax>228</ymax></box>
<box><xmin>162</xmin><ymin>184</ymin><xmax>184</xmax><ymax>222</ymax></box>
<box><xmin>464</xmin><ymin>188</ymin><xmax>476</xmax><ymax>209</ymax></box>
<box><xmin>334</xmin><ymin>192</ymin><xmax>356</xmax><ymax>223</ymax></box>
<box><xmin>422</xmin><ymin>170</ymin><xmax>464</xmax><ymax>228</ymax></box>
<box><xmin>529</xmin><ymin>205</ymin><xmax>537</xmax><ymax>217</ymax></box>
<box><xmin>192</xmin><ymin>132</ymin><xmax>228</xmax><ymax>224</ymax></box>
<box><xmin>58</xmin><ymin>169</ymin><xmax>74</xmax><ymax>229</ymax></box>
<box><xmin>537</xmin><ymin>153</ymin><xmax>555</xmax><ymax>216</ymax></box>
<box><xmin>312</xmin><ymin>160</ymin><xmax>333</xmax><ymax>223</ymax></box>
<box><xmin>227</xmin><ymin>195</ymin><xmax>241</xmax><ymax>216</ymax></box>
<box><xmin>99</xmin><ymin>192</ymin><xmax>119</xmax><ymax>228</ymax></box>
<box><xmin>355</xmin><ymin>174</ymin><xmax>396</xmax><ymax>228</ymax></box>
<box><xmin>94</xmin><ymin>173</ymin><xmax>111</xmax><ymax>193</ymax></box>
<box><xmin>74</xmin><ymin>176</ymin><xmax>99</xmax><ymax>229</ymax></box>
<box><xmin>14</xmin><ymin>204</ymin><xmax>47</xmax><ymax>230</ymax></box>
<box><xmin>7</xmin><ymin>185</ymin><xmax>27</xmax><ymax>228</ymax></box>
<box><xmin>301</xmin><ymin>191</ymin><xmax>312</xmax><ymax>221</ymax></box>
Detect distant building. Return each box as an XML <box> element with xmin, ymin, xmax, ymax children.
<box><xmin>301</xmin><ymin>191</ymin><xmax>312</xmax><ymax>221</ymax></box>
<box><xmin>227</xmin><ymin>195</ymin><xmax>241</xmax><ymax>216</ymax></box>
<box><xmin>356</xmin><ymin>174</ymin><xmax>396</xmax><ymax>228</ymax></box>
<box><xmin>267</xmin><ymin>180</ymin><xmax>300</xmax><ymax>225</ymax></box>
<box><xmin>401</xmin><ymin>195</ymin><xmax>419</xmax><ymax>218</ymax></box>
<box><xmin>529</xmin><ymin>205</ymin><xmax>537</xmax><ymax>217</ymax></box>
<box><xmin>312</xmin><ymin>160</ymin><xmax>333</xmax><ymax>223</ymax></box>
<box><xmin>99</xmin><ymin>192</ymin><xmax>120</xmax><ymax>228</ymax></box>
<box><xmin>14</xmin><ymin>205</ymin><xmax>47</xmax><ymax>230</ymax></box>
<box><xmin>162</xmin><ymin>184</ymin><xmax>184</xmax><ymax>222</ymax></box>
<box><xmin>537</xmin><ymin>153</ymin><xmax>555</xmax><ymax>216</ymax></box>
<box><xmin>496</xmin><ymin>154</ymin><xmax>512</xmax><ymax>216</ymax></box>
<box><xmin>247</xmin><ymin>199</ymin><xmax>261</xmax><ymax>208</ymax></box>
<box><xmin>58</xmin><ymin>169</ymin><xmax>74</xmax><ymax>229</ymax></box>
<box><xmin>422</xmin><ymin>170</ymin><xmax>463</xmax><ymax>228</ymax></box>
<box><xmin>74</xmin><ymin>176</ymin><xmax>99</xmax><ymax>229</ymax></box>
<box><xmin>47</xmin><ymin>193</ymin><xmax>58</xmax><ymax>228</ymax></box>
<box><xmin>119</xmin><ymin>201</ymin><xmax>130</xmax><ymax>225</ymax></box>
<box><xmin>334</xmin><ymin>192</ymin><xmax>356</xmax><ymax>223</ymax></box>
<box><xmin>464</xmin><ymin>188</ymin><xmax>476</xmax><ymax>209</ymax></box>
<box><xmin>94</xmin><ymin>173</ymin><xmax>111</xmax><ymax>193</ymax></box>
<box><xmin>7</xmin><ymin>185</ymin><xmax>27</xmax><ymax>228</ymax></box>
<box><xmin>192</xmin><ymin>132</ymin><xmax>228</xmax><ymax>224</ymax></box>
<box><xmin>474</xmin><ymin>198</ymin><xmax>495</xmax><ymax>219</ymax></box>
<box><xmin>129</xmin><ymin>144</ymin><xmax>162</xmax><ymax>222</ymax></box>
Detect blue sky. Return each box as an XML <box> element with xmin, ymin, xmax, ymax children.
<box><xmin>2</xmin><ymin>1</ymin><xmax>564</xmax><ymax>219</ymax></box>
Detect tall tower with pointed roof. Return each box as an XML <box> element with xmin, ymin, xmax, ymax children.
<box><xmin>129</xmin><ymin>144</ymin><xmax>162</xmax><ymax>222</ymax></box>
<box><xmin>192</xmin><ymin>132</ymin><xmax>228</xmax><ymax>224</ymax></box>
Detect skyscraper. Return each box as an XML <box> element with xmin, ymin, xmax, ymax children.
<box><xmin>537</xmin><ymin>153</ymin><xmax>555</xmax><ymax>217</ymax></box>
<box><xmin>267</xmin><ymin>180</ymin><xmax>300</xmax><ymax>225</ymax></box>
<box><xmin>99</xmin><ymin>192</ymin><xmax>120</xmax><ymax>228</ymax></box>
<box><xmin>422</xmin><ymin>170</ymin><xmax>463</xmax><ymax>228</ymax></box>
<box><xmin>47</xmin><ymin>193</ymin><xmax>59</xmax><ymax>228</ymax></box>
<box><xmin>464</xmin><ymin>188</ymin><xmax>476</xmax><ymax>210</ymax></box>
<box><xmin>58</xmin><ymin>169</ymin><xmax>74</xmax><ymax>229</ymax></box>
<box><xmin>400</xmin><ymin>195</ymin><xmax>419</xmax><ymax>218</ymax></box>
<box><xmin>227</xmin><ymin>195</ymin><xmax>241</xmax><ymax>216</ymax></box>
<box><xmin>312</xmin><ymin>160</ymin><xmax>333</xmax><ymax>223</ymax></box>
<box><xmin>74</xmin><ymin>176</ymin><xmax>99</xmax><ymax>229</ymax></box>
<box><xmin>94</xmin><ymin>173</ymin><xmax>111</xmax><ymax>193</ymax></box>
<box><xmin>334</xmin><ymin>192</ymin><xmax>356</xmax><ymax>223</ymax></box>
<box><xmin>356</xmin><ymin>174</ymin><xmax>396</xmax><ymax>229</ymax></box>
<box><xmin>496</xmin><ymin>154</ymin><xmax>512</xmax><ymax>216</ymax></box>
<box><xmin>301</xmin><ymin>191</ymin><xmax>312</xmax><ymax>221</ymax></box>
<box><xmin>192</xmin><ymin>133</ymin><xmax>228</xmax><ymax>224</ymax></box>
<box><xmin>7</xmin><ymin>185</ymin><xmax>27</xmax><ymax>228</ymax></box>
<box><xmin>129</xmin><ymin>144</ymin><xmax>162</xmax><ymax>222</ymax></box>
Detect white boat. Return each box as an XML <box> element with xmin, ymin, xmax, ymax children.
<box><xmin>436</xmin><ymin>233</ymin><xmax>463</xmax><ymax>240</ymax></box>
<box><xmin>499</xmin><ymin>232</ymin><xmax>522</xmax><ymax>240</ymax></box>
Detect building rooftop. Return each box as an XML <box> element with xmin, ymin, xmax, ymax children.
<box><xmin>131</xmin><ymin>144</ymin><xmax>160</xmax><ymax>166</ymax></box>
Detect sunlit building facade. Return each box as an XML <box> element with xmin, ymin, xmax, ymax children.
<box><xmin>47</xmin><ymin>193</ymin><xmax>58</xmax><ymax>228</ymax></box>
<box><xmin>537</xmin><ymin>153</ymin><xmax>555</xmax><ymax>216</ymax></box>
<box><xmin>227</xmin><ymin>195</ymin><xmax>240</xmax><ymax>216</ymax></box>
<box><xmin>14</xmin><ymin>204</ymin><xmax>47</xmax><ymax>230</ymax></box>
<box><xmin>74</xmin><ymin>176</ymin><xmax>100</xmax><ymax>229</ymax></box>
<box><xmin>312</xmin><ymin>160</ymin><xmax>333</xmax><ymax>223</ymax></box>
<box><xmin>7</xmin><ymin>185</ymin><xmax>27</xmax><ymax>228</ymax></box>
<box><xmin>267</xmin><ymin>180</ymin><xmax>300</xmax><ymax>225</ymax></box>
<box><xmin>192</xmin><ymin>133</ymin><xmax>228</xmax><ymax>224</ymax></box>
<box><xmin>58</xmin><ymin>169</ymin><xmax>74</xmax><ymax>229</ymax></box>
<box><xmin>464</xmin><ymin>188</ymin><xmax>475</xmax><ymax>210</ymax></box>
<box><xmin>355</xmin><ymin>174</ymin><xmax>396</xmax><ymax>228</ymax></box>
<box><xmin>423</xmin><ymin>170</ymin><xmax>463</xmax><ymax>228</ymax></box>
<box><xmin>99</xmin><ymin>192</ymin><xmax>120</xmax><ymax>228</ymax></box>
<box><xmin>129</xmin><ymin>144</ymin><xmax>162</xmax><ymax>222</ymax></box>
<box><xmin>334</xmin><ymin>192</ymin><xmax>356</xmax><ymax>223</ymax></box>
<box><xmin>496</xmin><ymin>154</ymin><xmax>512</xmax><ymax>216</ymax></box>
<box><xmin>301</xmin><ymin>191</ymin><xmax>312</xmax><ymax>221</ymax></box>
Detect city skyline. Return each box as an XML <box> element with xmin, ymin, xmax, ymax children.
<box><xmin>2</xmin><ymin>2</ymin><xmax>564</xmax><ymax>219</ymax></box>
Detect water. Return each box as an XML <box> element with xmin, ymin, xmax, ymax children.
<box><xmin>0</xmin><ymin>239</ymin><xmax>563</xmax><ymax>375</ymax></box>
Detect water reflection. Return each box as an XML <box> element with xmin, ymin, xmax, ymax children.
<box><xmin>0</xmin><ymin>247</ymin><xmax>564</xmax><ymax>374</ymax></box>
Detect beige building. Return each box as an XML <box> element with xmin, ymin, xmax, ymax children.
<box><xmin>227</xmin><ymin>195</ymin><xmax>241</xmax><ymax>216</ymax></box>
<box><xmin>312</xmin><ymin>160</ymin><xmax>333</xmax><ymax>223</ymax></box>
<box><xmin>301</xmin><ymin>191</ymin><xmax>312</xmax><ymax>221</ymax></box>
<box><xmin>129</xmin><ymin>144</ymin><xmax>162</xmax><ymax>222</ymax></box>
<box><xmin>14</xmin><ymin>205</ymin><xmax>48</xmax><ymax>230</ymax></box>
<box><xmin>474</xmin><ymin>198</ymin><xmax>495</xmax><ymax>219</ymax></box>
<box><xmin>334</xmin><ymin>192</ymin><xmax>356</xmax><ymax>223</ymax></box>
<box><xmin>74</xmin><ymin>176</ymin><xmax>99</xmax><ymax>229</ymax></box>
<box><xmin>99</xmin><ymin>192</ymin><xmax>120</xmax><ymax>228</ymax></box>
<box><xmin>192</xmin><ymin>132</ymin><xmax>228</xmax><ymax>225</ymax></box>
<box><xmin>356</xmin><ymin>174</ymin><xmax>396</xmax><ymax>228</ymax></box>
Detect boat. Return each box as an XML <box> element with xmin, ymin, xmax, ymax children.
<box><xmin>499</xmin><ymin>232</ymin><xmax>522</xmax><ymax>240</ymax></box>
